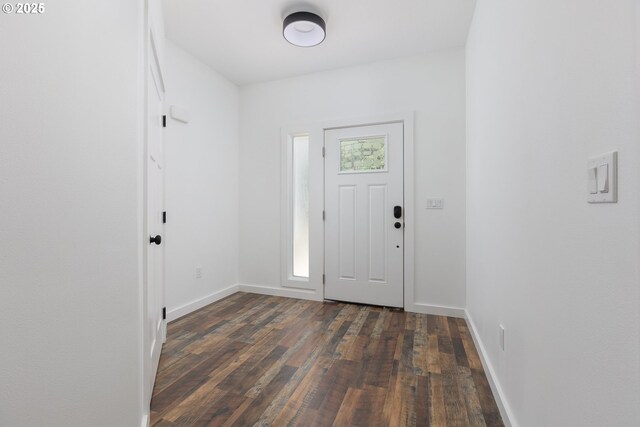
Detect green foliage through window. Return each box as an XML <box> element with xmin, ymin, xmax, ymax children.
<box><xmin>340</xmin><ymin>137</ymin><xmax>386</xmax><ymax>172</ymax></box>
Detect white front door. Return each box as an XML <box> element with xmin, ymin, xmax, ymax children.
<box><xmin>324</xmin><ymin>122</ymin><xmax>404</xmax><ymax>307</ymax></box>
<box><xmin>145</xmin><ymin>30</ymin><xmax>165</xmax><ymax>401</ymax></box>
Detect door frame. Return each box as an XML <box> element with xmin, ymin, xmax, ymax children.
<box><xmin>281</xmin><ymin>112</ymin><xmax>415</xmax><ymax>307</ymax></box>
<box><xmin>141</xmin><ymin>21</ymin><xmax>166</xmax><ymax>424</ymax></box>
<box><xmin>323</xmin><ymin>122</ymin><xmax>405</xmax><ymax>307</ymax></box>
<box><xmin>274</xmin><ymin>111</ymin><xmax>416</xmax><ymax>312</ymax></box>
<box><xmin>320</xmin><ymin>113</ymin><xmax>415</xmax><ymax>309</ymax></box>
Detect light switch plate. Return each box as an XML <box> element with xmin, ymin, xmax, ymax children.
<box><xmin>588</xmin><ymin>151</ymin><xmax>617</xmax><ymax>203</ymax></box>
<box><xmin>587</xmin><ymin>167</ymin><xmax>598</xmax><ymax>194</ymax></box>
<box><xmin>426</xmin><ymin>198</ymin><xmax>444</xmax><ymax>209</ymax></box>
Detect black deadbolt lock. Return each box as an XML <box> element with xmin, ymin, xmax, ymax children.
<box><xmin>394</xmin><ymin>205</ymin><xmax>402</xmax><ymax>219</ymax></box>
<box><xmin>394</xmin><ymin>222</ymin><xmax>402</xmax><ymax>229</ymax></box>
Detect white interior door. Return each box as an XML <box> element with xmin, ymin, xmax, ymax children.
<box><xmin>324</xmin><ymin>122</ymin><xmax>404</xmax><ymax>307</ymax></box>
<box><xmin>145</xmin><ymin>30</ymin><xmax>165</xmax><ymax>401</ymax></box>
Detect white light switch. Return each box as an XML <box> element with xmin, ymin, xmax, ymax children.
<box><xmin>426</xmin><ymin>198</ymin><xmax>444</xmax><ymax>209</ymax></box>
<box><xmin>588</xmin><ymin>151</ymin><xmax>617</xmax><ymax>203</ymax></box>
<box><xmin>597</xmin><ymin>164</ymin><xmax>609</xmax><ymax>193</ymax></box>
<box><xmin>588</xmin><ymin>167</ymin><xmax>598</xmax><ymax>194</ymax></box>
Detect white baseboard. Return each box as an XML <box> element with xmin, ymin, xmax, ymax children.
<box><xmin>464</xmin><ymin>309</ymin><xmax>517</xmax><ymax>427</ymax></box>
<box><xmin>140</xmin><ymin>413</ymin><xmax>149</xmax><ymax>427</ymax></box>
<box><xmin>238</xmin><ymin>284</ymin><xmax>322</xmax><ymax>301</ymax></box>
<box><xmin>408</xmin><ymin>302</ymin><xmax>466</xmax><ymax>318</ymax></box>
<box><xmin>167</xmin><ymin>284</ymin><xmax>239</xmax><ymax>322</ymax></box>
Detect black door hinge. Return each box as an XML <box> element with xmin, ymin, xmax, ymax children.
<box><xmin>162</xmin><ymin>307</ymin><xmax>166</xmax><ymax>320</ymax></box>
<box><xmin>162</xmin><ymin>115</ymin><xmax>167</xmax><ymax>128</ymax></box>
<box><xmin>162</xmin><ymin>211</ymin><xmax>167</xmax><ymax>224</ymax></box>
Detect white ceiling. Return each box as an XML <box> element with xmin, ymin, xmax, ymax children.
<box><xmin>162</xmin><ymin>0</ymin><xmax>476</xmax><ymax>86</ymax></box>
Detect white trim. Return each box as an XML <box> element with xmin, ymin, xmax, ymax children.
<box><xmin>280</xmin><ymin>129</ymin><xmax>314</xmax><ymax>290</ymax></box>
<box><xmin>136</xmin><ymin>2</ymin><xmax>146</xmax><ymax>425</ymax></box>
<box><xmin>402</xmin><ymin>113</ymin><xmax>415</xmax><ymax>312</ymax></box>
<box><xmin>278</xmin><ymin>112</ymin><xmax>414</xmax><ymax>308</ymax></box>
<box><xmin>167</xmin><ymin>285</ymin><xmax>239</xmax><ymax>322</ymax></box>
<box><xmin>279</xmin><ymin>124</ymin><xmax>325</xmax><ymax>298</ymax></box>
<box><xmin>239</xmin><ymin>283</ymin><xmax>323</xmax><ymax>301</ymax></box>
<box><xmin>141</xmin><ymin>6</ymin><xmax>166</xmax><ymax>422</ymax></box>
<box><xmin>408</xmin><ymin>302</ymin><xmax>466</xmax><ymax>318</ymax></box>
<box><xmin>148</xmin><ymin>26</ymin><xmax>165</xmax><ymax>94</ymax></box>
<box><xmin>464</xmin><ymin>309</ymin><xmax>517</xmax><ymax>427</ymax></box>
<box><xmin>140</xmin><ymin>413</ymin><xmax>149</xmax><ymax>427</ymax></box>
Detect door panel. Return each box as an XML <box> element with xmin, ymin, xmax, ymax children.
<box><xmin>324</xmin><ymin>123</ymin><xmax>404</xmax><ymax>307</ymax></box>
<box><xmin>338</xmin><ymin>185</ymin><xmax>356</xmax><ymax>279</ymax></box>
<box><xmin>368</xmin><ymin>184</ymin><xmax>387</xmax><ymax>282</ymax></box>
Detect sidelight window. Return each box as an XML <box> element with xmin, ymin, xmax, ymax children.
<box><xmin>291</xmin><ymin>135</ymin><xmax>309</xmax><ymax>278</ymax></box>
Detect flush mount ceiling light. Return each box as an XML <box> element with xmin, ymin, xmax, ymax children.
<box><xmin>283</xmin><ymin>11</ymin><xmax>326</xmax><ymax>47</ymax></box>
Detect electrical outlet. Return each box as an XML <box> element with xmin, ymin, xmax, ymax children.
<box><xmin>195</xmin><ymin>267</ymin><xmax>202</xmax><ymax>279</ymax></box>
<box><xmin>499</xmin><ymin>325</ymin><xmax>505</xmax><ymax>351</ymax></box>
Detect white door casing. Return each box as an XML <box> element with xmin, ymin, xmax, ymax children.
<box><xmin>145</xmin><ymin>28</ymin><xmax>166</xmax><ymax>403</ymax></box>
<box><xmin>324</xmin><ymin>122</ymin><xmax>404</xmax><ymax>307</ymax></box>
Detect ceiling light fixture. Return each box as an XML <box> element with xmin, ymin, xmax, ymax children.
<box><xmin>283</xmin><ymin>11</ymin><xmax>326</xmax><ymax>47</ymax></box>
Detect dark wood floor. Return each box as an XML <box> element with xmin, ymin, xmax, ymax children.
<box><xmin>151</xmin><ymin>292</ymin><xmax>503</xmax><ymax>427</ymax></box>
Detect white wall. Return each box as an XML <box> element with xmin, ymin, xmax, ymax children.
<box><xmin>466</xmin><ymin>1</ymin><xmax>640</xmax><ymax>426</ymax></box>
<box><xmin>164</xmin><ymin>40</ymin><xmax>240</xmax><ymax>318</ymax></box>
<box><xmin>0</xmin><ymin>2</ymin><xmax>145</xmax><ymax>426</ymax></box>
<box><xmin>239</xmin><ymin>49</ymin><xmax>467</xmax><ymax>310</ymax></box>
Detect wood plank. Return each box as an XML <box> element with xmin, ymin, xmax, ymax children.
<box><xmin>458</xmin><ymin>366</ymin><xmax>487</xmax><ymax>427</ymax></box>
<box><xmin>413</xmin><ymin>314</ymin><xmax>430</xmax><ymax>376</ymax></box>
<box><xmin>151</xmin><ymin>339</ymin><xmax>248</xmax><ymax>415</ymax></box>
<box><xmin>428</xmin><ymin>373</ymin><xmax>447</xmax><ymax>426</ymax></box>
<box><xmin>365</xmin><ymin>332</ymin><xmax>399</xmax><ymax>387</ymax></box>
<box><xmin>254</xmin><ymin>345</ymin><xmax>327</xmax><ymax>424</ymax></box>
<box><xmin>152</xmin><ymin>352</ymin><xmax>205</xmax><ymax>394</ymax></box>
<box><xmin>150</xmin><ymin>295</ymin><xmax>504</xmax><ymax>427</ymax></box>
<box><xmin>427</xmin><ymin>333</ymin><xmax>442</xmax><ymax>374</ymax></box>
<box><xmin>353</xmin><ymin>385</ymin><xmax>388</xmax><ymax>427</ymax></box>
<box><xmin>310</xmin><ymin>359</ymin><xmax>359</xmax><ymax>426</ymax></box>
<box><xmin>442</xmin><ymin>369</ymin><xmax>470</xmax><ymax>426</ymax></box>
<box><xmin>332</xmin><ymin>387</ymin><xmax>362</xmax><ymax>426</ymax></box>
<box><xmin>471</xmin><ymin>368</ymin><xmax>505</xmax><ymax>427</ymax></box>
<box><xmin>416</xmin><ymin>375</ymin><xmax>430</xmax><ymax>427</ymax></box>
<box><xmin>226</xmin><ymin>365</ymin><xmax>297</xmax><ymax>426</ymax></box>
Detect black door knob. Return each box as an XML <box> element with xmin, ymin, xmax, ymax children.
<box><xmin>150</xmin><ymin>235</ymin><xmax>162</xmax><ymax>245</ymax></box>
<box><xmin>394</xmin><ymin>222</ymin><xmax>402</xmax><ymax>229</ymax></box>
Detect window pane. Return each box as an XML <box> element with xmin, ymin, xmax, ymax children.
<box><xmin>292</xmin><ymin>135</ymin><xmax>309</xmax><ymax>278</ymax></box>
<box><xmin>340</xmin><ymin>136</ymin><xmax>386</xmax><ymax>172</ymax></box>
